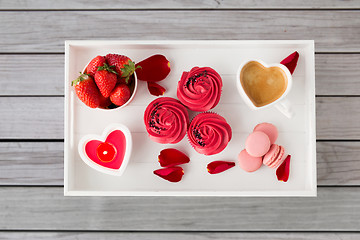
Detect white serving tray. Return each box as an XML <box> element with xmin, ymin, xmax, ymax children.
<box><xmin>64</xmin><ymin>40</ymin><xmax>316</xmax><ymax>196</ymax></box>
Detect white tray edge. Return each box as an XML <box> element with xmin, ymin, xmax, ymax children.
<box><xmin>64</xmin><ymin>40</ymin><xmax>317</xmax><ymax>197</ymax></box>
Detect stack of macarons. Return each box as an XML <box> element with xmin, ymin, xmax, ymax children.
<box><xmin>238</xmin><ymin>122</ymin><xmax>286</xmax><ymax>172</ymax></box>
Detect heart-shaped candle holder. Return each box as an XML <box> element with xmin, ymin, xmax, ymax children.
<box><xmin>78</xmin><ymin>124</ymin><xmax>132</xmax><ymax>176</ymax></box>
<box><xmin>236</xmin><ymin>60</ymin><xmax>293</xmax><ymax>111</ymax></box>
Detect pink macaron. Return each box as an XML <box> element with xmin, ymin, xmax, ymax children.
<box><xmin>238</xmin><ymin>149</ymin><xmax>263</xmax><ymax>172</ymax></box>
<box><xmin>253</xmin><ymin>122</ymin><xmax>278</xmax><ymax>145</ymax></box>
<box><xmin>263</xmin><ymin>144</ymin><xmax>285</xmax><ymax>168</ymax></box>
<box><xmin>245</xmin><ymin>131</ymin><xmax>271</xmax><ymax>157</ymax></box>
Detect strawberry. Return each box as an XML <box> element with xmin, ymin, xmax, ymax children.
<box><xmin>94</xmin><ymin>63</ymin><xmax>118</xmax><ymax>98</ymax></box>
<box><xmin>105</xmin><ymin>54</ymin><xmax>139</xmax><ymax>84</ymax></box>
<box><xmin>85</xmin><ymin>55</ymin><xmax>106</xmax><ymax>76</ymax></box>
<box><xmin>98</xmin><ymin>95</ymin><xmax>112</xmax><ymax>109</ymax></box>
<box><xmin>110</xmin><ymin>83</ymin><xmax>131</xmax><ymax>106</ymax></box>
<box><xmin>71</xmin><ymin>73</ymin><xmax>100</xmax><ymax>108</ymax></box>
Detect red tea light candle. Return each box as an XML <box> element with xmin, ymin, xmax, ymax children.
<box><xmin>96</xmin><ymin>142</ymin><xmax>117</xmax><ymax>162</ymax></box>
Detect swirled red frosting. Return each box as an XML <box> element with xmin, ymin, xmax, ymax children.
<box><xmin>144</xmin><ymin>97</ymin><xmax>189</xmax><ymax>144</ymax></box>
<box><xmin>177</xmin><ymin>67</ymin><xmax>223</xmax><ymax>111</ymax></box>
<box><xmin>188</xmin><ymin>112</ymin><xmax>232</xmax><ymax>155</ymax></box>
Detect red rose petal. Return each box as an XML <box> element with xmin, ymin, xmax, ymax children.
<box><xmin>135</xmin><ymin>54</ymin><xmax>171</xmax><ymax>82</ymax></box>
<box><xmin>280</xmin><ymin>51</ymin><xmax>299</xmax><ymax>75</ymax></box>
<box><xmin>147</xmin><ymin>82</ymin><xmax>166</xmax><ymax>96</ymax></box>
<box><xmin>207</xmin><ymin>161</ymin><xmax>235</xmax><ymax>174</ymax></box>
<box><xmin>154</xmin><ymin>167</ymin><xmax>184</xmax><ymax>182</ymax></box>
<box><xmin>276</xmin><ymin>154</ymin><xmax>291</xmax><ymax>182</ymax></box>
<box><xmin>158</xmin><ymin>148</ymin><xmax>190</xmax><ymax>167</ymax></box>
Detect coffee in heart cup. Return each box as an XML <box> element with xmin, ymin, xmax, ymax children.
<box><xmin>78</xmin><ymin>124</ymin><xmax>132</xmax><ymax>176</ymax></box>
<box><xmin>236</xmin><ymin>60</ymin><xmax>294</xmax><ymax>118</ymax></box>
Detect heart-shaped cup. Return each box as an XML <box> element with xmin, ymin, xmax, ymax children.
<box><xmin>78</xmin><ymin>123</ymin><xmax>132</xmax><ymax>176</ymax></box>
<box><xmin>236</xmin><ymin>60</ymin><xmax>294</xmax><ymax>118</ymax></box>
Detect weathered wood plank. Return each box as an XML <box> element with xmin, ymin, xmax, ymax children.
<box><xmin>1</xmin><ymin>141</ymin><xmax>359</xmax><ymax>186</ymax></box>
<box><xmin>0</xmin><ymin>187</ymin><xmax>359</xmax><ymax>230</ymax></box>
<box><xmin>316</xmin><ymin>97</ymin><xmax>360</xmax><ymax>139</ymax></box>
<box><xmin>0</xmin><ymin>142</ymin><xmax>63</xmax><ymax>185</ymax></box>
<box><xmin>315</xmin><ymin>54</ymin><xmax>360</xmax><ymax>95</ymax></box>
<box><xmin>0</xmin><ymin>97</ymin><xmax>63</xmax><ymax>139</ymax></box>
<box><xmin>0</xmin><ymin>97</ymin><xmax>358</xmax><ymax>140</ymax></box>
<box><xmin>317</xmin><ymin>142</ymin><xmax>360</xmax><ymax>185</ymax></box>
<box><xmin>1</xmin><ymin>54</ymin><xmax>359</xmax><ymax>96</ymax></box>
<box><xmin>0</xmin><ymin>54</ymin><xmax>64</xmax><ymax>96</ymax></box>
<box><xmin>0</xmin><ymin>0</ymin><xmax>359</xmax><ymax>10</ymax></box>
<box><xmin>0</xmin><ymin>232</ymin><xmax>359</xmax><ymax>240</ymax></box>
<box><xmin>0</xmin><ymin>11</ymin><xmax>359</xmax><ymax>53</ymax></box>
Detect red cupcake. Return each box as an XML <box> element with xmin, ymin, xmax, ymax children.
<box><xmin>187</xmin><ymin>112</ymin><xmax>232</xmax><ymax>155</ymax></box>
<box><xmin>144</xmin><ymin>97</ymin><xmax>189</xmax><ymax>144</ymax></box>
<box><xmin>177</xmin><ymin>67</ymin><xmax>223</xmax><ymax>111</ymax></box>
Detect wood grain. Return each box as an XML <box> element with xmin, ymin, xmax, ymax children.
<box><xmin>0</xmin><ymin>142</ymin><xmax>63</xmax><ymax>185</ymax></box>
<box><xmin>316</xmin><ymin>97</ymin><xmax>360</xmax><ymax>139</ymax></box>
<box><xmin>0</xmin><ymin>97</ymin><xmax>63</xmax><ymax>139</ymax></box>
<box><xmin>0</xmin><ymin>11</ymin><xmax>359</xmax><ymax>53</ymax></box>
<box><xmin>0</xmin><ymin>0</ymin><xmax>359</xmax><ymax>10</ymax></box>
<box><xmin>317</xmin><ymin>142</ymin><xmax>360</xmax><ymax>185</ymax></box>
<box><xmin>1</xmin><ymin>54</ymin><xmax>359</xmax><ymax>96</ymax></box>
<box><xmin>0</xmin><ymin>0</ymin><xmax>358</xmax><ymax>238</ymax></box>
<box><xmin>0</xmin><ymin>54</ymin><xmax>64</xmax><ymax>96</ymax></box>
<box><xmin>1</xmin><ymin>141</ymin><xmax>359</xmax><ymax>186</ymax></box>
<box><xmin>0</xmin><ymin>187</ymin><xmax>359</xmax><ymax>230</ymax></box>
<box><xmin>0</xmin><ymin>232</ymin><xmax>359</xmax><ymax>240</ymax></box>
<box><xmin>0</xmin><ymin>96</ymin><xmax>358</xmax><ymax>140</ymax></box>
<box><xmin>315</xmin><ymin>54</ymin><xmax>360</xmax><ymax>95</ymax></box>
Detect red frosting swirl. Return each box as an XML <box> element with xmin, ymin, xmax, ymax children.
<box><xmin>177</xmin><ymin>67</ymin><xmax>223</xmax><ymax>111</ymax></box>
<box><xmin>188</xmin><ymin>112</ymin><xmax>232</xmax><ymax>155</ymax></box>
<box><xmin>144</xmin><ymin>97</ymin><xmax>189</xmax><ymax>144</ymax></box>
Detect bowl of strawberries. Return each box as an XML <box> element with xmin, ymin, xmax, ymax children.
<box><xmin>72</xmin><ymin>53</ymin><xmax>139</xmax><ymax>110</ymax></box>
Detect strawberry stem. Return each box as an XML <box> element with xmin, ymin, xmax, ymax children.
<box><xmin>97</xmin><ymin>63</ymin><xmax>118</xmax><ymax>75</ymax></box>
<box><xmin>71</xmin><ymin>73</ymin><xmax>90</xmax><ymax>86</ymax></box>
<box><xmin>120</xmin><ymin>61</ymin><xmax>139</xmax><ymax>84</ymax></box>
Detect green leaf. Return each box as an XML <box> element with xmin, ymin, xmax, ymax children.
<box><xmin>71</xmin><ymin>73</ymin><xmax>90</xmax><ymax>86</ymax></box>
<box><xmin>97</xmin><ymin>63</ymin><xmax>118</xmax><ymax>75</ymax></box>
<box><xmin>120</xmin><ymin>61</ymin><xmax>136</xmax><ymax>79</ymax></box>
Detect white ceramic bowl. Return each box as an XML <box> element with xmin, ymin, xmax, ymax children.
<box><xmin>81</xmin><ymin>61</ymin><xmax>138</xmax><ymax>111</ymax></box>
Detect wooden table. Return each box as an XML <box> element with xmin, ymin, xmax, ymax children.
<box><xmin>1</xmin><ymin>1</ymin><xmax>360</xmax><ymax>239</ymax></box>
